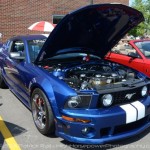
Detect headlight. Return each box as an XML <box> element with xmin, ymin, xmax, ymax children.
<box><xmin>101</xmin><ymin>94</ymin><xmax>113</xmax><ymax>107</ymax></box>
<box><xmin>65</xmin><ymin>95</ymin><xmax>91</xmax><ymax>109</ymax></box>
<box><xmin>141</xmin><ymin>86</ymin><xmax>148</xmax><ymax>97</ymax></box>
<box><xmin>67</xmin><ymin>96</ymin><xmax>81</xmax><ymax>108</ymax></box>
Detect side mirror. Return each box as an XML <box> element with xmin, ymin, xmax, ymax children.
<box><xmin>128</xmin><ymin>52</ymin><xmax>139</xmax><ymax>58</ymax></box>
<box><xmin>9</xmin><ymin>52</ymin><xmax>25</xmax><ymax>60</ymax></box>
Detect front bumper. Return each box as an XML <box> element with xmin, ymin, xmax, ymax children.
<box><xmin>55</xmin><ymin>97</ymin><xmax>150</xmax><ymax>144</ymax></box>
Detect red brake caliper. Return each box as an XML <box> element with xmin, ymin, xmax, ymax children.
<box><xmin>39</xmin><ymin>98</ymin><xmax>44</xmax><ymax>106</ymax></box>
<box><xmin>35</xmin><ymin>97</ymin><xmax>44</xmax><ymax>107</ymax></box>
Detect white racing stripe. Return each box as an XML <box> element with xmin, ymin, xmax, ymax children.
<box><xmin>120</xmin><ymin>101</ymin><xmax>145</xmax><ymax>124</ymax></box>
<box><xmin>120</xmin><ymin>104</ymin><xmax>137</xmax><ymax>124</ymax></box>
<box><xmin>131</xmin><ymin>101</ymin><xmax>145</xmax><ymax>120</ymax></box>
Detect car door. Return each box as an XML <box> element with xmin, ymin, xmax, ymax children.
<box><xmin>132</xmin><ymin>40</ymin><xmax>150</xmax><ymax>77</ymax></box>
<box><xmin>4</xmin><ymin>39</ymin><xmax>29</xmax><ymax>102</ymax></box>
<box><xmin>106</xmin><ymin>43</ymin><xmax>145</xmax><ymax>73</ymax></box>
<box><xmin>1</xmin><ymin>39</ymin><xmax>19</xmax><ymax>87</ymax></box>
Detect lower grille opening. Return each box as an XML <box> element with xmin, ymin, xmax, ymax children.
<box><xmin>114</xmin><ymin>116</ymin><xmax>149</xmax><ymax>135</ymax></box>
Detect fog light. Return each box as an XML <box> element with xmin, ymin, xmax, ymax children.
<box><xmin>141</xmin><ymin>86</ymin><xmax>148</xmax><ymax>97</ymax></box>
<box><xmin>82</xmin><ymin>127</ymin><xmax>90</xmax><ymax>135</ymax></box>
<box><xmin>101</xmin><ymin>94</ymin><xmax>113</xmax><ymax>107</ymax></box>
<box><xmin>81</xmin><ymin>127</ymin><xmax>95</xmax><ymax>138</ymax></box>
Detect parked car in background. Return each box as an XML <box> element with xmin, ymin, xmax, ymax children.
<box><xmin>0</xmin><ymin>4</ymin><xmax>150</xmax><ymax>144</ymax></box>
<box><xmin>105</xmin><ymin>39</ymin><xmax>150</xmax><ymax>77</ymax></box>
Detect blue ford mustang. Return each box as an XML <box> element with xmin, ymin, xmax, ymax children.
<box><xmin>0</xmin><ymin>4</ymin><xmax>150</xmax><ymax>144</ymax></box>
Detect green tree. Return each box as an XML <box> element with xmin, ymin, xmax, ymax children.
<box><xmin>129</xmin><ymin>0</ymin><xmax>150</xmax><ymax>37</ymax></box>
<box><xmin>145</xmin><ymin>0</ymin><xmax>150</xmax><ymax>35</ymax></box>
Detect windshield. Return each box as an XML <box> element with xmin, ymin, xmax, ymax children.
<box><xmin>28</xmin><ymin>39</ymin><xmax>46</xmax><ymax>62</ymax></box>
<box><xmin>135</xmin><ymin>41</ymin><xmax>150</xmax><ymax>58</ymax></box>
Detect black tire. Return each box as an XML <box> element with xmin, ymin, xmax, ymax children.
<box><xmin>31</xmin><ymin>88</ymin><xmax>55</xmax><ymax>135</ymax></box>
<box><xmin>0</xmin><ymin>71</ymin><xmax>7</xmax><ymax>88</ymax></box>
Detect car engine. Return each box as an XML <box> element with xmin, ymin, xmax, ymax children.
<box><xmin>63</xmin><ymin>64</ymin><xmax>137</xmax><ymax>91</ymax></box>
<box><xmin>43</xmin><ymin>62</ymin><xmax>143</xmax><ymax>92</ymax></box>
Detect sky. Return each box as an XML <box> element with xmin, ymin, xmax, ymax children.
<box><xmin>129</xmin><ymin>0</ymin><xmax>134</xmax><ymax>6</ymax></box>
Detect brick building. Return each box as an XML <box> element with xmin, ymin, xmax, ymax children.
<box><xmin>0</xmin><ymin>0</ymin><xmax>129</xmax><ymax>43</ymax></box>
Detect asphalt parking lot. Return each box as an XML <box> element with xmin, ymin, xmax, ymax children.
<box><xmin>0</xmin><ymin>88</ymin><xmax>150</xmax><ymax>150</ymax></box>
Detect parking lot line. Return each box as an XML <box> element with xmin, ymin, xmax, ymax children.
<box><xmin>0</xmin><ymin>116</ymin><xmax>21</xmax><ymax>150</ymax></box>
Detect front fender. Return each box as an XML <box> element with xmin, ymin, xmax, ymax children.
<box><xmin>29</xmin><ymin>75</ymin><xmax>77</xmax><ymax>117</ymax></box>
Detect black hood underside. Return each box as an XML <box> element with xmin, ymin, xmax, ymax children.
<box><xmin>36</xmin><ymin>3</ymin><xmax>144</xmax><ymax>62</ymax></box>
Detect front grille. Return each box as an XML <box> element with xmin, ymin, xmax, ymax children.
<box><xmin>98</xmin><ymin>86</ymin><xmax>148</xmax><ymax>107</ymax></box>
<box><xmin>112</xmin><ymin>87</ymin><xmax>142</xmax><ymax>104</ymax></box>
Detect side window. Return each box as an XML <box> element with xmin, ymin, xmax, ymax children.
<box><xmin>112</xmin><ymin>41</ymin><xmax>140</xmax><ymax>58</ymax></box>
<box><xmin>10</xmin><ymin>40</ymin><xmax>25</xmax><ymax>60</ymax></box>
<box><xmin>11</xmin><ymin>40</ymin><xmax>24</xmax><ymax>53</ymax></box>
<box><xmin>53</xmin><ymin>15</ymin><xmax>64</xmax><ymax>24</ymax></box>
<box><xmin>136</xmin><ymin>42</ymin><xmax>150</xmax><ymax>58</ymax></box>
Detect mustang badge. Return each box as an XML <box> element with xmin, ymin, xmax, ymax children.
<box><xmin>125</xmin><ymin>93</ymin><xmax>136</xmax><ymax>99</ymax></box>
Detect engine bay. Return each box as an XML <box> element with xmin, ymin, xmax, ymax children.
<box><xmin>42</xmin><ymin>61</ymin><xmax>145</xmax><ymax>92</ymax></box>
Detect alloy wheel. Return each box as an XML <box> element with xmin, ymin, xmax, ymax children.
<box><xmin>32</xmin><ymin>93</ymin><xmax>47</xmax><ymax>130</ymax></box>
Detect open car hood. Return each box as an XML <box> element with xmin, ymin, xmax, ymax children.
<box><xmin>35</xmin><ymin>3</ymin><xmax>144</xmax><ymax>62</ymax></box>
